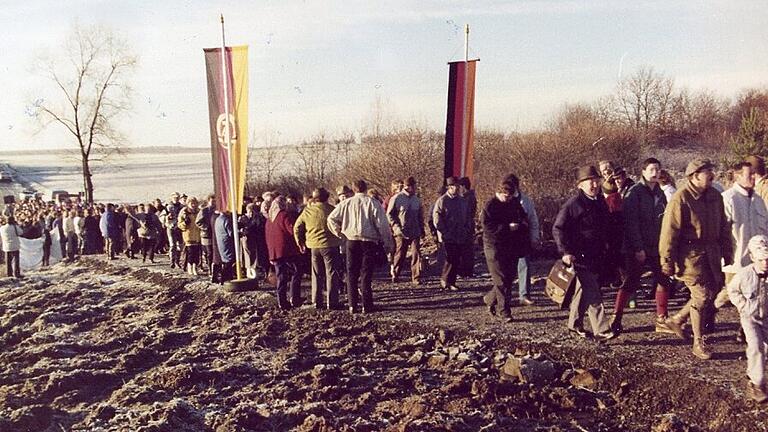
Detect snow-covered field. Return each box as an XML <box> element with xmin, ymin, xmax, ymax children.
<box><xmin>1</xmin><ymin>148</ymin><xmax>215</xmax><ymax>203</ymax></box>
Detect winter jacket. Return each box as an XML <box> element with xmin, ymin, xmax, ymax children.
<box><xmin>552</xmin><ymin>191</ymin><xmax>609</xmax><ymax>271</ymax></box>
<box><xmin>294</xmin><ymin>202</ymin><xmax>341</xmax><ymax>249</ymax></box>
<box><xmin>432</xmin><ymin>192</ymin><xmax>473</xmax><ymax>244</ymax></box>
<box><xmin>266</xmin><ymin>210</ymin><xmax>301</xmax><ymax>261</ymax></box>
<box><xmin>519</xmin><ymin>192</ymin><xmax>540</xmax><ymax>245</ymax></box>
<box><xmin>727</xmin><ymin>264</ymin><xmax>768</xmax><ymax>324</ymax></box>
<box><xmin>480</xmin><ymin>196</ymin><xmax>530</xmax><ymax>258</ymax></box>
<box><xmin>659</xmin><ymin>182</ymin><xmax>733</xmax><ymax>286</ymax></box>
<box><xmin>215</xmin><ymin>214</ymin><xmax>235</xmax><ymax>263</ymax></box>
<box><xmin>722</xmin><ymin>184</ymin><xmax>768</xmax><ymax>273</ymax></box>
<box><xmin>623</xmin><ymin>178</ymin><xmax>667</xmax><ymax>256</ymax></box>
<box><xmin>387</xmin><ymin>191</ymin><xmax>424</xmax><ymax>239</ymax></box>
<box><xmin>100</xmin><ymin>211</ymin><xmax>121</xmax><ymax>239</ymax></box>
<box><xmin>327</xmin><ymin>193</ymin><xmax>394</xmax><ymax>250</ymax></box>
<box><xmin>196</xmin><ymin>206</ymin><xmax>214</xmax><ymax>244</ymax></box>
<box><xmin>0</xmin><ymin>223</ymin><xmax>21</xmax><ymax>252</ymax></box>
<box><xmin>178</xmin><ymin>207</ymin><xmax>201</xmax><ymax>245</ymax></box>
<box><xmin>136</xmin><ymin>213</ymin><xmax>162</xmax><ymax>239</ymax></box>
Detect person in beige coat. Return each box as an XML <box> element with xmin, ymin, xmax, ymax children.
<box><xmin>659</xmin><ymin>159</ymin><xmax>733</xmax><ymax>360</ymax></box>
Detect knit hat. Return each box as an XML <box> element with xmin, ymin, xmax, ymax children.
<box><xmin>748</xmin><ymin>235</ymin><xmax>768</xmax><ymax>260</ymax></box>
<box><xmin>575</xmin><ymin>166</ymin><xmax>600</xmax><ymax>184</ymax></box>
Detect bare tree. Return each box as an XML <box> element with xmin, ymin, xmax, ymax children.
<box><xmin>31</xmin><ymin>24</ymin><xmax>137</xmax><ymax>203</ymax></box>
<box><xmin>611</xmin><ymin>66</ymin><xmax>675</xmax><ymax>146</ymax></box>
<box><xmin>247</xmin><ymin>129</ymin><xmax>288</xmax><ymax>189</ymax></box>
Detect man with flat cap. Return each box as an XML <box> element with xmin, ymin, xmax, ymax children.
<box><xmin>553</xmin><ymin>166</ymin><xmax>616</xmax><ymax>340</ymax></box>
<box><xmin>659</xmin><ymin>159</ymin><xmax>733</xmax><ymax>360</ymax></box>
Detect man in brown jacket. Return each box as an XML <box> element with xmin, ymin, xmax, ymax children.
<box><xmin>659</xmin><ymin>159</ymin><xmax>734</xmax><ymax>360</ymax></box>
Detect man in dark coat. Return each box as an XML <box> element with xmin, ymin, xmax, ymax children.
<box><xmin>611</xmin><ymin>158</ymin><xmax>676</xmax><ymax>336</ymax></box>
<box><xmin>553</xmin><ymin>166</ymin><xmax>616</xmax><ymax>340</ymax></box>
<box><xmin>481</xmin><ymin>174</ymin><xmax>530</xmax><ymax>322</ymax></box>
<box><xmin>432</xmin><ymin>177</ymin><xmax>473</xmax><ymax>291</ymax></box>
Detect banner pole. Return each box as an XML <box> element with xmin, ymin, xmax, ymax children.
<box><xmin>220</xmin><ymin>14</ymin><xmax>243</xmax><ymax>278</ymax></box>
<box><xmin>460</xmin><ymin>23</ymin><xmax>470</xmax><ymax>178</ymax></box>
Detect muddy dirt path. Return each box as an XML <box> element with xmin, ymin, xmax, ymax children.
<box><xmin>0</xmin><ymin>254</ymin><xmax>765</xmax><ymax>431</ymax></box>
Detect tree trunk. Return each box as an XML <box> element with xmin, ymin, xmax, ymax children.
<box><xmin>82</xmin><ymin>156</ymin><xmax>94</xmax><ymax>204</ymax></box>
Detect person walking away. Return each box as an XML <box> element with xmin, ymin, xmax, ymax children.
<box><xmin>123</xmin><ymin>205</ymin><xmax>139</xmax><ymax>259</ymax></box>
<box><xmin>178</xmin><ymin>197</ymin><xmax>202</xmax><ymax>275</ymax></box>
<box><xmin>0</xmin><ymin>216</ymin><xmax>22</xmax><ymax>278</ymax></box>
<box><xmin>432</xmin><ymin>177</ymin><xmax>473</xmax><ymax>291</ymax></box>
<box><xmin>214</xmin><ymin>209</ymin><xmax>235</xmax><ymax>283</ymax></box>
<box><xmin>294</xmin><ymin>188</ymin><xmax>343</xmax><ymax>309</ymax></box>
<box><xmin>138</xmin><ymin>204</ymin><xmax>162</xmax><ymax>263</ymax></box>
<box><xmin>552</xmin><ymin>166</ymin><xmax>616</xmax><ymax>340</ymax></box>
<box><xmin>516</xmin><ymin>183</ymin><xmax>540</xmax><ymax>306</ymax></box>
<box><xmin>715</xmin><ymin>161</ymin><xmax>768</xmax><ymax>337</ymax></box>
<box><xmin>611</xmin><ymin>158</ymin><xmax>676</xmax><ymax>336</ymax></box>
<box><xmin>266</xmin><ymin>196</ymin><xmax>303</xmax><ymax>309</ymax></box>
<box><xmin>481</xmin><ymin>175</ymin><xmax>530</xmax><ymax>322</ymax></box>
<box><xmin>727</xmin><ymin>234</ymin><xmax>768</xmax><ymax>403</ymax></box>
<box><xmin>387</xmin><ymin>176</ymin><xmax>425</xmax><ymax>285</ymax></box>
<box><xmin>659</xmin><ymin>159</ymin><xmax>733</xmax><ymax>360</ymax></box>
<box><xmin>328</xmin><ymin>180</ymin><xmax>394</xmax><ymax>313</ymax></box>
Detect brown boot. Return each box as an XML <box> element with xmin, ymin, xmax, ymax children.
<box><xmin>692</xmin><ymin>338</ymin><xmax>712</xmax><ymax>360</ymax></box>
<box><xmin>662</xmin><ymin>316</ymin><xmax>687</xmax><ymax>340</ymax></box>
<box><xmin>748</xmin><ymin>382</ymin><xmax>768</xmax><ymax>403</ymax></box>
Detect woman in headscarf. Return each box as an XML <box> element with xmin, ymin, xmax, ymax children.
<box><xmin>265</xmin><ymin>195</ymin><xmax>303</xmax><ymax>309</ymax></box>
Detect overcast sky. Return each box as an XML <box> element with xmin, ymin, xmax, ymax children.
<box><xmin>1</xmin><ymin>0</ymin><xmax>767</xmax><ymax>151</ymax></box>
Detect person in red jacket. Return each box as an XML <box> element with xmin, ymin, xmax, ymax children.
<box><xmin>266</xmin><ymin>195</ymin><xmax>303</xmax><ymax>309</ymax></box>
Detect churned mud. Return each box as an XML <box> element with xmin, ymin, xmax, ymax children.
<box><xmin>0</xmin><ymin>254</ymin><xmax>765</xmax><ymax>431</ymax></box>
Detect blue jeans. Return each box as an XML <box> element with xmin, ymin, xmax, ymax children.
<box><xmin>517</xmin><ymin>256</ymin><xmax>531</xmax><ymax>299</ymax></box>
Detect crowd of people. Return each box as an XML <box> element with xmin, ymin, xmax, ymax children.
<box><xmin>2</xmin><ymin>153</ymin><xmax>768</xmax><ymax>402</ymax></box>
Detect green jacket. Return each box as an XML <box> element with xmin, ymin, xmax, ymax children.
<box><xmin>294</xmin><ymin>202</ymin><xmax>341</xmax><ymax>249</ymax></box>
<box><xmin>659</xmin><ymin>181</ymin><xmax>733</xmax><ymax>286</ymax></box>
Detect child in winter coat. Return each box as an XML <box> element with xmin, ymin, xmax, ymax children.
<box><xmin>728</xmin><ymin>234</ymin><xmax>768</xmax><ymax>403</ymax></box>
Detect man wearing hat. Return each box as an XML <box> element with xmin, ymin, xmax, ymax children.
<box><xmin>387</xmin><ymin>176</ymin><xmax>424</xmax><ymax>285</ymax></box>
<box><xmin>659</xmin><ymin>159</ymin><xmax>733</xmax><ymax>360</ymax></box>
<box><xmin>552</xmin><ymin>166</ymin><xmax>616</xmax><ymax>340</ymax></box>
<box><xmin>433</xmin><ymin>176</ymin><xmax>474</xmax><ymax>291</ymax></box>
<box><xmin>727</xmin><ymin>234</ymin><xmax>768</xmax><ymax>402</ymax></box>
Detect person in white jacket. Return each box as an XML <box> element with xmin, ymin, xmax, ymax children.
<box><xmin>327</xmin><ymin>180</ymin><xmax>394</xmax><ymax>314</ymax></box>
<box><xmin>714</xmin><ymin>162</ymin><xmax>768</xmax><ymax>320</ymax></box>
<box><xmin>727</xmin><ymin>234</ymin><xmax>768</xmax><ymax>403</ymax></box>
<box><xmin>0</xmin><ymin>216</ymin><xmax>22</xmax><ymax>278</ymax></box>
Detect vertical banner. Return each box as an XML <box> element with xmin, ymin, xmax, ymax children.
<box><xmin>444</xmin><ymin>60</ymin><xmax>477</xmax><ymax>181</ymax></box>
<box><xmin>204</xmin><ymin>45</ymin><xmax>248</xmax><ymax>213</ymax></box>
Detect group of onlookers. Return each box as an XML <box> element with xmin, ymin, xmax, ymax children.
<box><xmin>4</xmin><ymin>153</ymin><xmax>768</xmax><ymax>403</ymax></box>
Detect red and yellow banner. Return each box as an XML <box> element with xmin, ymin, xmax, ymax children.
<box><xmin>204</xmin><ymin>45</ymin><xmax>248</xmax><ymax>213</ymax></box>
<box><xmin>444</xmin><ymin>60</ymin><xmax>477</xmax><ymax>180</ymax></box>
